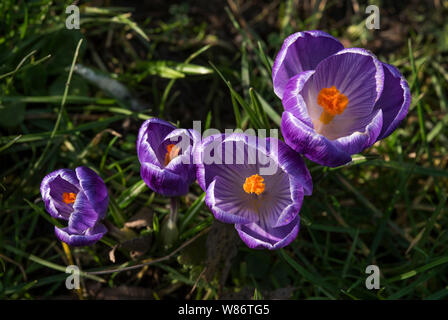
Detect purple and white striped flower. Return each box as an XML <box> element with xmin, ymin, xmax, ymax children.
<box><xmin>274</xmin><ymin>31</ymin><xmax>411</xmax><ymax>167</ymax></box>
<box><xmin>40</xmin><ymin>166</ymin><xmax>108</xmax><ymax>246</ymax></box>
<box><xmin>137</xmin><ymin>118</ymin><xmax>200</xmax><ymax>196</ymax></box>
<box><xmin>194</xmin><ymin>133</ymin><xmax>312</xmax><ymax>250</ymax></box>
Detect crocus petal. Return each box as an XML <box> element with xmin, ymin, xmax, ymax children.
<box><xmin>194</xmin><ymin>133</ymin><xmax>226</xmax><ymax>191</ymax></box>
<box><xmin>282</xmin><ymin>71</ymin><xmax>315</xmax><ymax>127</ymax></box>
<box><xmin>137</xmin><ymin>118</ymin><xmax>198</xmax><ymax>196</ymax></box>
<box><xmin>235</xmin><ymin>215</ymin><xmax>300</xmax><ymax>250</ymax></box>
<box><xmin>272</xmin><ymin>30</ymin><xmax>344</xmax><ymax>99</ymax></box>
<box><xmin>188</xmin><ymin>128</ymin><xmax>201</xmax><ymax>145</ymax></box>
<box><xmin>375</xmin><ymin>63</ymin><xmax>411</xmax><ymax>140</ymax></box>
<box><xmin>282</xmin><ymin>111</ymin><xmax>352</xmax><ymax>167</ymax></box>
<box><xmin>41</xmin><ymin>167</ymin><xmax>109</xmax><ymax>246</ymax></box>
<box><xmin>333</xmin><ymin>109</ymin><xmax>383</xmax><ymax>155</ymax></box>
<box><xmin>142</xmin><ymin>118</ymin><xmax>176</xmax><ymax>152</ymax></box>
<box><xmin>259</xmin><ymin>172</ymin><xmax>304</xmax><ymax>228</ymax></box>
<box><xmin>40</xmin><ymin>169</ymin><xmax>80</xmax><ymax>220</ymax></box>
<box><xmin>205</xmin><ymin>176</ymin><xmax>259</xmax><ymax>225</ymax></box>
<box><xmin>69</xmin><ymin>191</ymin><xmax>101</xmax><ymax>232</ymax></box>
<box><xmin>277</xmin><ymin>31</ymin><xmax>411</xmax><ymax>169</ymax></box>
<box><xmin>75</xmin><ymin>166</ymin><xmax>108</xmax><ymax>219</ymax></box>
<box><xmin>54</xmin><ymin>223</ymin><xmax>107</xmax><ymax>247</ymax></box>
<box><xmin>297</xmin><ymin>48</ymin><xmax>384</xmax><ymax>139</ymax></box>
<box><xmin>137</xmin><ymin>118</ymin><xmax>176</xmax><ymax>166</ymax></box>
<box><xmin>224</xmin><ymin>134</ymin><xmax>312</xmax><ymax>198</ymax></box>
<box><xmin>197</xmin><ymin>133</ymin><xmax>312</xmax><ymax>245</ymax></box>
<box><xmin>48</xmin><ymin>176</ymin><xmax>79</xmax><ymax>200</ymax></box>
<box><xmin>166</xmin><ymin>147</ymin><xmax>197</xmax><ymax>186</ymax></box>
<box><xmin>140</xmin><ymin>162</ymin><xmax>190</xmax><ymax>196</ymax></box>
<box><xmin>266</xmin><ymin>137</ymin><xmax>313</xmax><ymax>196</ymax></box>
<box><xmin>158</xmin><ymin>129</ymin><xmax>195</xmax><ymax>170</ymax></box>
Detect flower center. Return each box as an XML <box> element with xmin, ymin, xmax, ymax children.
<box><xmin>243</xmin><ymin>174</ymin><xmax>265</xmax><ymax>195</ymax></box>
<box><xmin>63</xmin><ymin>192</ymin><xmax>77</xmax><ymax>204</ymax></box>
<box><xmin>164</xmin><ymin>144</ymin><xmax>180</xmax><ymax>166</ymax></box>
<box><xmin>317</xmin><ymin>86</ymin><xmax>349</xmax><ymax>124</ymax></box>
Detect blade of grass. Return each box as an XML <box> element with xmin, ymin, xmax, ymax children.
<box><xmin>33</xmin><ymin>39</ymin><xmax>83</xmax><ymax>173</ymax></box>
<box><xmin>2</xmin><ymin>244</ymin><xmax>105</xmax><ymax>283</ymax></box>
<box><xmin>254</xmin><ymin>91</ymin><xmax>281</xmax><ymax>127</ymax></box>
<box><xmin>116</xmin><ymin>180</ymin><xmax>148</xmax><ymax>209</ymax></box>
<box><xmin>279</xmin><ymin>249</ymin><xmax>337</xmax><ymax>298</ymax></box>
<box><xmin>0</xmin><ymin>135</ymin><xmax>22</xmax><ymax>153</ymax></box>
<box><xmin>249</xmin><ymin>88</ymin><xmax>270</xmax><ymax>129</ymax></box>
<box><xmin>179</xmin><ymin>192</ymin><xmax>206</xmax><ymax>232</ymax></box>
<box><xmin>159</xmin><ymin>45</ymin><xmax>212</xmax><ymax>116</ymax></box>
<box><xmin>209</xmin><ymin>61</ymin><xmax>263</xmax><ymax>128</ymax></box>
<box><xmin>342</xmin><ymin>229</ymin><xmax>360</xmax><ymax>278</ymax></box>
<box><xmin>0</xmin><ymin>115</ymin><xmax>125</xmax><ymax>144</ymax></box>
<box><xmin>387</xmin><ymin>256</ymin><xmax>448</xmax><ymax>283</ymax></box>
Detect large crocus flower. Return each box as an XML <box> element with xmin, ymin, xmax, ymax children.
<box><xmin>194</xmin><ymin>133</ymin><xmax>312</xmax><ymax>250</ymax></box>
<box><xmin>137</xmin><ymin>118</ymin><xmax>199</xmax><ymax>196</ymax></box>
<box><xmin>273</xmin><ymin>31</ymin><xmax>411</xmax><ymax>167</ymax></box>
<box><xmin>40</xmin><ymin>166</ymin><xmax>108</xmax><ymax>246</ymax></box>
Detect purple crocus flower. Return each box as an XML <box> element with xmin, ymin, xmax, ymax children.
<box><xmin>137</xmin><ymin>118</ymin><xmax>200</xmax><ymax>196</ymax></box>
<box><xmin>273</xmin><ymin>31</ymin><xmax>411</xmax><ymax>167</ymax></box>
<box><xmin>194</xmin><ymin>133</ymin><xmax>312</xmax><ymax>250</ymax></box>
<box><xmin>40</xmin><ymin>166</ymin><xmax>108</xmax><ymax>246</ymax></box>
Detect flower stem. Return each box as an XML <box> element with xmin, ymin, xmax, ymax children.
<box><xmin>61</xmin><ymin>242</ymin><xmax>83</xmax><ymax>300</ymax></box>
<box><xmin>169</xmin><ymin>197</ymin><xmax>179</xmax><ymax>225</ymax></box>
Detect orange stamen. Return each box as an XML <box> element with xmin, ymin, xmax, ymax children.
<box><xmin>164</xmin><ymin>144</ymin><xmax>181</xmax><ymax>166</ymax></box>
<box><xmin>243</xmin><ymin>174</ymin><xmax>265</xmax><ymax>195</ymax></box>
<box><xmin>317</xmin><ymin>86</ymin><xmax>349</xmax><ymax>124</ymax></box>
<box><xmin>63</xmin><ymin>192</ymin><xmax>77</xmax><ymax>204</ymax></box>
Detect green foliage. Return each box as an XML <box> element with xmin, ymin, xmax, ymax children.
<box><xmin>1</xmin><ymin>0</ymin><xmax>447</xmax><ymax>300</ymax></box>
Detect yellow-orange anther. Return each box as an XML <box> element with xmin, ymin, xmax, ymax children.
<box><xmin>243</xmin><ymin>174</ymin><xmax>265</xmax><ymax>195</ymax></box>
<box><xmin>63</xmin><ymin>192</ymin><xmax>77</xmax><ymax>204</ymax></box>
<box><xmin>317</xmin><ymin>86</ymin><xmax>349</xmax><ymax>124</ymax></box>
<box><xmin>164</xmin><ymin>144</ymin><xmax>181</xmax><ymax>166</ymax></box>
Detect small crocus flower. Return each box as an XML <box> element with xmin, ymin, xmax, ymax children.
<box><xmin>194</xmin><ymin>133</ymin><xmax>312</xmax><ymax>250</ymax></box>
<box><xmin>137</xmin><ymin>118</ymin><xmax>199</xmax><ymax>196</ymax></box>
<box><xmin>40</xmin><ymin>166</ymin><xmax>108</xmax><ymax>246</ymax></box>
<box><xmin>273</xmin><ymin>31</ymin><xmax>411</xmax><ymax>167</ymax></box>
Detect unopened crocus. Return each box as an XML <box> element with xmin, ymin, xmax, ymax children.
<box><xmin>273</xmin><ymin>31</ymin><xmax>411</xmax><ymax>167</ymax></box>
<box><xmin>194</xmin><ymin>133</ymin><xmax>312</xmax><ymax>250</ymax></box>
<box><xmin>40</xmin><ymin>166</ymin><xmax>109</xmax><ymax>246</ymax></box>
<box><xmin>137</xmin><ymin>118</ymin><xmax>199</xmax><ymax>196</ymax></box>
